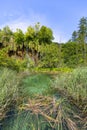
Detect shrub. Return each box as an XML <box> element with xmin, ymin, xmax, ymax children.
<box><xmin>0</xmin><ymin>48</ymin><xmax>28</xmax><ymax>72</ymax></box>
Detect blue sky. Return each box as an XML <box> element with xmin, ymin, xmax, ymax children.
<box><xmin>0</xmin><ymin>0</ymin><xmax>87</xmax><ymax>42</ymax></box>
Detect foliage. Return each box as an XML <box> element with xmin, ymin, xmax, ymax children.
<box><xmin>72</xmin><ymin>31</ymin><xmax>78</xmax><ymax>42</ymax></box>
<box><xmin>1</xmin><ymin>19</ymin><xmax>87</xmax><ymax>68</ymax></box>
<box><xmin>0</xmin><ymin>48</ymin><xmax>28</xmax><ymax>71</ymax></box>
<box><xmin>25</xmin><ymin>26</ymin><xmax>35</xmax><ymax>44</ymax></box>
<box><xmin>62</xmin><ymin>41</ymin><xmax>86</xmax><ymax>67</ymax></box>
<box><xmin>1</xmin><ymin>18</ymin><xmax>87</xmax><ymax>130</ymax></box>
<box><xmin>38</xmin><ymin>25</ymin><xmax>54</xmax><ymax>44</ymax></box>
<box><xmin>0</xmin><ymin>26</ymin><xmax>13</xmax><ymax>46</ymax></box>
<box><xmin>14</xmin><ymin>29</ymin><xmax>24</xmax><ymax>46</ymax></box>
<box><xmin>0</xmin><ymin>68</ymin><xmax>20</xmax><ymax>120</ymax></box>
<box><xmin>70</xmin><ymin>17</ymin><xmax>87</xmax><ymax>67</ymax></box>
<box><xmin>1</xmin><ymin>68</ymin><xmax>87</xmax><ymax>129</ymax></box>
<box><xmin>38</xmin><ymin>43</ymin><xmax>61</xmax><ymax>68</ymax></box>
<box><xmin>24</xmin><ymin>53</ymin><xmax>35</xmax><ymax>70</ymax></box>
<box><xmin>71</xmin><ymin>17</ymin><xmax>87</xmax><ymax>43</ymax></box>
<box><xmin>33</xmin><ymin>67</ymin><xmax>73</xmax><ymax>73</ymax></box>
<box><xmin>78</xmin><ymin>17</ymin><xmax>87</xmax><ymax>43</ymax></box>
<box><xmin>52</xmin><ymin>67</ymin><xmax>87</xmax><ymax>113</ymax></box>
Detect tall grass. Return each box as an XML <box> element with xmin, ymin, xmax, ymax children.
<box><xmin>0</xmin><ymin>68</ymin><xmax>20</xmax><ymax>120</ymax></box>
<box><xmin>1</xmin><ymin>67</ymin><xmax>87</xmax><ymax>130</ymax></box>
<box><xmin>52</xmin><ymin>67</ymin><xmax>87</xmax><ymax>113</ymax></box>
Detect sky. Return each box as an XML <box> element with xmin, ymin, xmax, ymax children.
<box><xmin>0</xmin><ymin>0</ymin><xmax>87</xmax><ymax>43</ymax></box>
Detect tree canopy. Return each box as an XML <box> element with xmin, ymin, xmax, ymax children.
<box><xmin>1</xmin><ymin>18</ymin><xmax>87</xmax><ymax>69</ymax></box>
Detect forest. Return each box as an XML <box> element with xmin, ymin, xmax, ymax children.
<box><xmin>0</xmin><ymin>17</ymin><xmax>87</xmax><ymax>70</ymax></box>
<box><xmin>0</xmin><ymin>17</ymin><xmax>87</xmax><ymax>130</ymax></box>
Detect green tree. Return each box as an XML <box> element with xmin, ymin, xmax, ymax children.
<box><xmin>78</xmin><ymin>17</ymin><xmax>87</xmax><ymax>64</ymax></box>
<box><xmin>14</xmin><ymin>29</ymin><xmax>24</xmax><ymax>46</ymax></box>
<box><xmin>78</xmin><ymin>17</ymin><xmax>87</xmax><ymax>43</ymax></box>
<box><xmin>72</xmin><ymin>31</ymin><xmax>78</xmax><ymax>42</ymax></box>
<box><xmin>14</xmin><ymin>29</ymin><xmax>25</xmax><ymax>57</ymax></box>
<box><xmin>39</xmin><ymin>26</ymin><xmax>54</xmax><ymax>44</ymax></box>
<box><xmin>25</xmin><ymin>24</ymin><xmax>40</xmax><ymax>64</ymax></box>
<box><xmin>39</xmin><ymin>43</ymin><xmax>60</xmax><ymax>68</ymax></box>
<box><xmin>62</xmin><ymin>42</ymin><xmax>84</xmax><ymax>67</ymax></box>
<box><xmin>25</xmin><ymin>26</ymin><xmax>35</xmax><ymax>48</ymax></box>
<box><xmin>1</xmin><ymin>26</ymin><xmax>13</xmax><ymax>46</ymax></box>
<box><xmin>0</xmin><ymin>29</ymin><xmax>3</xmax><ymax>42</ymax></box>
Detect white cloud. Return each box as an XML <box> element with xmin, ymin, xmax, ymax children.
<box><xmin>0</xmin><ymin>12</ymin><xmax>68</xmax><ymax>42</ymax></box>
<box><xmin>0</xmin><ymin>12</ymin><xmax>49</xmax><ymax>32</ymax></box>
<box><xmin>53</xmin><ymin>30</ymin><xmax>68</xmax><ymax>43</ymax></box>
<box><xmin>0</xmin><ymin>17</ymin><xmax>31</xmax><ymax>32</ymax></box>
<box><xmin>7</xmin><ymin>20</ymin><xmax>30</xmax><ymax>32</ymax></box>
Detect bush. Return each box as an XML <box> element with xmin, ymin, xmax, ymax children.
<box><xmin>0</xmin><ymin>48</ymin><xmax>28</xmax><ymax>72</ymax></box>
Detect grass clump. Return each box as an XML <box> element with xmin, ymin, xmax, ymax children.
<box><xmin>0</xmin><ymin>68</ymin><xmax>20</xmax><ymax>120</ymax></box>
<box><xmin>53</xmin><ymin>67</ymin><xmax>87</xmax><ymax>114</ymax></box>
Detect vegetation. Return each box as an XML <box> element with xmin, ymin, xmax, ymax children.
<box><xmin>0</xmin><ymin>67</ymin><xmax>87</xmax><ymax>130</ymax></box>
<box><xmin>52</xmin><ymin>67</ymin><xmax>87</xmax><ymax>113</ymax></box>
<box><xmin>0</xmin><ymin>68</ymin><xmax>20</xmax><ymax>120</ymax></box>
<box><xmin>0</xmin><ymin>17</ymin><xmax>87</xmax><ymax>70</ymax></box>
<box><xmin>0</xmin><ymin>17</ymin><xmax>87</xmax><ymax>130</ymax></box>
<box><xmin>2</xmin><ymin>97</ymin><xmax>80</xmax><ymax>130</ymax></box>
<box><xmin>19</xmin><ymin>73</ymin><xmax>52</xmax><ymax>98</ymax></box>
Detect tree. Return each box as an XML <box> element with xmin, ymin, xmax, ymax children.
<box><xmin>38</xmin><ymin>26</ymin><xmax>54</xmax><ymax>44</ymax></box>
<box><xmin>14</xmin><ymin>29</ymin><xmax>24</xmax><ymax>46</ymax></box>
<box><xmin>72</xmin><ymin>31</ymin><xmax>78</xmax><ymax>42</ymax></box>
<box><xmin>14</xmin><ymin>29</ymin><xmax>25</xmax><ymax>57</ymax></box>
<box><xmin>25</xmin><ymin>26</ymin><xmax>35</xmax><ymax>46</ymax></box>
<box><xmin>78</xmin><ymin>17</ymin><xmax>87</xmax><ymax>64</ymax></box>
<box><xmin>71</xmin><ymin>17</ymin><xmax>87</xmax><ymax>65</ymax></box>
<box><xmin>39</xmin><ymin>43</ymin><xmax>60</xmax><ymax>68</ymax></box>
<box><xmin>78</xmin><ymin>17</ymin><xmax>87</xmax><ymax>43</ymax></box>
<box><xmin>34</xmin><ymin>22</ymin><xmax>40</xmax><ymax>36</ymax></box>
<box><xmin>1</xmin><ymin>26</ymin><xmax>13</xmax><ymax>46</ymax></box>
<box><xmin>62</xmin><ymin>41</ymin><xmax>84</xmax><ymax>67</ymax></box>
<box><xmin>0</xmin><ymin>29</ymin><xmax>3</xmax><ymax>42</ymax></box>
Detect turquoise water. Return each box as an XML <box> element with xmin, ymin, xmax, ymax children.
<box><xmin>2</xmin><ymin>111</ymin><xmax>54</xmax><ymax>130</ymax></box>
<box><xmin>19</xmin><ymin>73</ymin><xmax>53</xmax><ymax>98</ymax></box>
<box><xmin>1</xmin><ymin>73</ymin><xmax>54</xmax><ymax>130</ymax></box>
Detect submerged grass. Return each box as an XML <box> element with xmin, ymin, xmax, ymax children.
<box><xmin>2</xmin><ymin>96</ymin><xmax>80</xmax><ymax>130</ymax></box>
<box><xmin>1</xmin><ymin>67</ymin><xmax>87</xmax><ymax>130</ymax></box>
<box><xmin>19</xmin><ymin>73</ymin><xmax>53</xmax><ymax>98</ymax></box>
